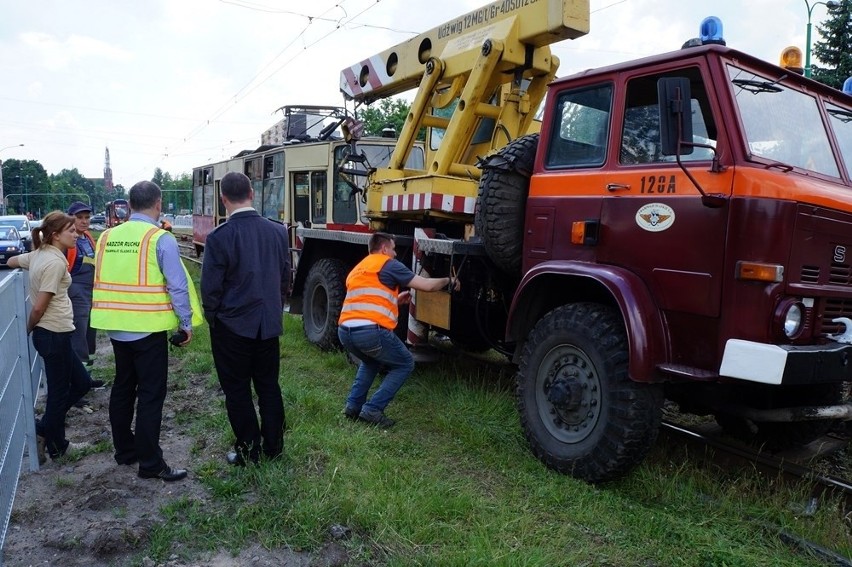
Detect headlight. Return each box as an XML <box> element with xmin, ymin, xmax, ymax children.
<box><xmin>6</xmin><ymin>246</ymin><xmax>18</xmax><ymax>252</ymax></box>
<box><xmin>783</xmin><ymin>303</ymin><xmax>803</xmax><ymax>338</ymax></box>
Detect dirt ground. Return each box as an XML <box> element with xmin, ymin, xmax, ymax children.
<box><xmin>2</xmin><ymin>340</ymin><xmax>350</xmax><ymax>567</ymax></box>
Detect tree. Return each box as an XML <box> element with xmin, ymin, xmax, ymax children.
<box><xmin>50</xmin><ymin>168</ymin><xmax>98</xmax><ymax>213</ymax></box>
<box><xmin>1</xmin><ymin>159</ymin><xmax>50</xmax><ymax>216</ymax></box>
<box><xmin>154</xmin><ymin>168</ymin><xmax>192</xmax><ymax>214</ymax></box>
<box><xmin>812</xmin><ymin>0</ymin><xmax>852</xmax><ymax>90</ymax></box>
<box><xmin>358</xmin><ymin>98</ymin><xmax>424</xmax><ymax>139</ymax></box>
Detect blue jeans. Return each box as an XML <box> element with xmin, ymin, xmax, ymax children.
<box><xmin>339</xmin><ymin>324</ymin><xmax>414</xmax><ymax>414</ymax></box>
<box><xmin>31</xmin><ymin>327</ymin><xmax>91</xmax><ymax>457</ymax></box>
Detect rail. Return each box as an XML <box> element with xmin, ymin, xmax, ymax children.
<box><xmin>659</xmin><ymin>420</ymin><xmax>852</xmax><ymax>565</ymax></box>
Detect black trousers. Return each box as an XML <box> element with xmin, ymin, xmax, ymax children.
<box><xmin>109</xmin><ymin>332</ymin><xmax>169</xmax><ymax>473</ymax></box>
<box><xmin>32</xmin><ymin>327</ymin><xmax>90</xmax><ymax>457</ymax></box>
<box><xmin>210</xmin><ymin>321</ymin><xmax>285</xmax><ymax>460</ymax></box>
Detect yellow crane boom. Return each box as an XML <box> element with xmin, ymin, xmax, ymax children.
<box><xmin>339</xmin><ymin>0</ymin><xmax>590</xmax><ymax>225</ymax></box>
<box><xmin>341</xmin><ymin>0</ymin><xmax>589</xmax><ymax>102</ymax></box>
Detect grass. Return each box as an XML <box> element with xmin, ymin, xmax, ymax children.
<box><xmin>133</xmin><ymin>265</ymin><xmax>852</xmax><ymax>565</ymax></box>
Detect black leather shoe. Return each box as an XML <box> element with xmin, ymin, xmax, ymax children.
<box><xmin>138</xmin><ymin>466</ymin><xmax>188</xmax><ymax>482</ymax></box>
<box><xmin>90</xmin><ymin>379</ymin><xmax>105</xmax><ymax>389</ymax></box>
<box><xmin>226</xmin><ymin>451</ymin><xmax>259</xmax><ymax>466</ymax></box>
<box><xmin>226</xmin><ymin>451</ymin><xmax>245</xmax><ymax>466</ymax></box>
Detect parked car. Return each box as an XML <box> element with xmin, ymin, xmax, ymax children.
<box><xmin>0</xmin><ymin>215</ymin><xmax>32</xmax><ymax>251</ymax></box>
<box><xmin>90</xmin><ymin>213</ymin><xmax>106</xmax><ymax>225</ymax></box>
<box><xmin>0</xmin><ymin>225</ymin><xmax>25</xmax><ymax>266</ymax></box>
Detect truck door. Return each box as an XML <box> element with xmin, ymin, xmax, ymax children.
<box><xmin>598</xmin><ymin>65</ymin><xmax>734</xmax><ymax>367</ymax></box>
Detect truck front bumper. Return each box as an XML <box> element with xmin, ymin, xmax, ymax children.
<box><xmin>719</xmin><ymin>339</ymin><xmax>852</xmax><ymax>385</ymax></box>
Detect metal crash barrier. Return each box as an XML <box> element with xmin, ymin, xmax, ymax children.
<box><xmin>0</xmin><ymin>269</ymin><xmax>43</xmax><ymax>565</ymax></box>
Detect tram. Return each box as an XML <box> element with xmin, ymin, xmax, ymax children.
<box><xmin>191</xmin><ymin>109</ymin><xmax>425</xmax><ymax>261</ymax></box>
<box><xmin>105</xmin><ymin>198</ymin><xmax>129</xmax><ymax>228</ymax></box>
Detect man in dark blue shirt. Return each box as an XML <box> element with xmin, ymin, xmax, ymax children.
<box><xmin>201</xmin><ymin>172</ymin><xmax>290</xmax><ymax>466</ymax></box>
<box><xmin>66</xmin><ymin>201</ymin><xmax>97</xmax><ymax>366</ymax></box>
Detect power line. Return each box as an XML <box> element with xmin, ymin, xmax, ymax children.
<box><xmin>131</xmin><ymin>0</ymin><xmax>388</xmax><ymax>179</ymax></box>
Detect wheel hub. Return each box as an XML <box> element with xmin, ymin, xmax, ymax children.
<box><xmin>537</xmin><ymin>349</ymin><xmax>602</xmax><ymax>443</ymax></box>
<box><xmin>547</xmin><ymin>374</ymin><xmax>583</xmax><ymax>412</ymax></box>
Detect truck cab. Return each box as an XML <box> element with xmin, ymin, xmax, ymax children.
<box><xmin>500</xmin><ymin>39</ymin><xmax>852</xmax><ymax>481</ymax></box>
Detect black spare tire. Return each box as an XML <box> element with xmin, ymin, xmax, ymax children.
<box><xmin>475</xmin><ymin>133</ymin><xmax>539</xmax><ymax>273</ymax></box>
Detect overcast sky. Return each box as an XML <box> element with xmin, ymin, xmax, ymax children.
<box><xmin>0</xmin><ymin>0</ymin><xmax>833</xmax><ymax>188</ymax></box>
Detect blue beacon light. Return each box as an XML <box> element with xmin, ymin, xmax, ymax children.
<box><xmin>844</xmin><ymin>77</ymin><xmax>852</xmax><ymax>95</ymax></box>
<box><xmin>699</xmin><ymin>16</ymin><xmax>726</xmax><ymax>46</ymax></box>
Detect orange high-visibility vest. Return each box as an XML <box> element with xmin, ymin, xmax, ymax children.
<box><xmin>339</xmin><ymin>254</ymin><xmax>398</xmax><ymax>330</ymax></box>
<box><xmin>65</xmin><ymin>231</ymin><xmax>95</xmax><ymax>272</ymax></box>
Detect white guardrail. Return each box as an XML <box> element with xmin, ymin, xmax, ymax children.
<box><xmin>0</xmin><ymin>269</ymin><xmax>43</xmax><ymax>566</ymax></box>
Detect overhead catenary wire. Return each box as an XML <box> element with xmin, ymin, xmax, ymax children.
<box><xmin>131</xmin><ymin>0</ymin><xmax>390</xmax><ymax>180</ymax></box>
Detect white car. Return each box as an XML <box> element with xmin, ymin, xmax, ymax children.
<box><xmin>0</xmin><ymin>215</ymin><xmax>32</xmax><ymax>251</ymax></box>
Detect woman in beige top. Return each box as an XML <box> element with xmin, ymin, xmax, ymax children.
<box><xmin>9</xmin><ymin>211</ymin><xmax>93</xmax><ymax>459</ymax></box>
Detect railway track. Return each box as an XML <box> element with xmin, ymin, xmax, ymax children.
<box><xmin>660</xmin><ymin>421</ymin><xmax>852</xmax><ymax>506</ymax></box>
<box><xmin>177</xmin><ymin>242</ymin><xmax>202</xmax><ymax>265</ymax></box>
<box><xmin>660</xmin><ymin>419</ymin><xmax>852</xmax><ymax>565</ymax></box>
<box><xmin>172</xmin><ymin>230</ymin><xmax>202</xmax><ymax>265</ymax></box>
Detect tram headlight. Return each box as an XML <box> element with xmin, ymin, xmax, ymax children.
<box><xmin>782</xmin><ymin>303</ymin><xmax>803</xmax><ymax>338</ymax></box>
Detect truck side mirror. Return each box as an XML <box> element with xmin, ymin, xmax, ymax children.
<box><xmin>658</xmin><ymin>77</ymin><xmax>694</xmax><ymax>156</ymax></box>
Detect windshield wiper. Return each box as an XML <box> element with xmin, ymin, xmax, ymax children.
<box><xmin>764</xmin><ymin>160</ymin><xmax>794</xmax><ymax>172</ymax></box>
<box><xmin>732</xmin><ymin>78</ymin><xmax>784</xmax><ymax>94</ymax></box>
<box><xmin>828</xmin><ymin>108</ymin><xmax>852</xmax><ymax>123</ymax></box>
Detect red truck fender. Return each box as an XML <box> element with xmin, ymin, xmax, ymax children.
<box><xmin>507</xmin><ymin>261</ymin><xmax>670</xmax><ymax>383</ymax></box>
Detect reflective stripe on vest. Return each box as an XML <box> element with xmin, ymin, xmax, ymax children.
<box><xmin>91</xmin><ymin>222</ymin><xmax>198</xmax><ymax>331</ymax></box>
<box><xmin>338</xmin><ymin>254</ymin><xmax>399</xmax><ymax>330</ymax></box>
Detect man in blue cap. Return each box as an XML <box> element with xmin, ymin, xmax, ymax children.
<box><xmin>66</xmin><ymin>201</ymin><xmax>98</xmax><ymax>367</ymax></box>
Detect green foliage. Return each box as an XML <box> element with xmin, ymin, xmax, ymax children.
<box><xmin>50</xmin><ymin>168</ymin><xmax>103</xmax><ymax>214</ymax></box>
<box><xmin>812</xmin><ymin>0</ymin><xmax>852</xmax><ymax>89</ymax></box>
<box><xmin>0</xmin><ymin>157</ymin><xmax>188</xmax><ymax>217</ymax></box>
<box><xmin>358</xmin><ymin>98</ymin><xmax>425</xmax><ymax>140</ymax></box>
<box><xmin>1</xmin><ymin>159</ymin><xmax>50</xmax><ymax>215</ymax></box>
<box><xmin>155</xmin><ymin>169</ymin><xmax>193</xmax><ymax>214</ymax></box>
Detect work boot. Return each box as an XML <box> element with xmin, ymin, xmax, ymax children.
<box><xmin>358</xmin><ymin>409</ymin><xmax>396</xmax><ymax>429</ymax></box>
<box><xmin>343</xmin><ymin>405</ymin><xmax>361</xmax><ymax>421</ymax></box>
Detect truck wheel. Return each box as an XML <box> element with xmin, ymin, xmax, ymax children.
<box><xmin>475</xmin><ymin>133</ymin><xmax>539</xmax><ymax>273</ymax></box>
<box><xmin>303</xmin><ymin>258</ymin><xmax>347</xmax><ymax>351</ymax></box>
<box><xmin>715</xmin><ymin>383</ymin><xmax>843</xmax><ymax>450</ymax></box>
<box><xmin>517</xmin><ymin>303</ymin><xmax>663</xmax><ymax>483</ymax></box>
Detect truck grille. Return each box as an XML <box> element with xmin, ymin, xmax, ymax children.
<box><xmin>799</xmin><ymin>263</ymin><xmax>852</xmax><ymax>286</ymax></box>
<box><xmin>800</xmin><ymin>265</ymin><xmax>820</xmax><ymax>284</ymax></box>
<box><xmin>819</xmin><ymin>298</ymin><xmax>852</xmax><ymax>336</ymax></box>
<box><xmin>830</xmin><ymin>263</ymin><xmax>852</xmax><ymax>286</ymax></box>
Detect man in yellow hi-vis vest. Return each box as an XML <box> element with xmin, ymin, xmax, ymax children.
<box><xmin>91</xmin><ymin>181</ymin><xmax>202</xmax><ymax>482</ymax></box>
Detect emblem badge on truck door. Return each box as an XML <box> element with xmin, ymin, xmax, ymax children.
<box><xmin>635</xmin><ymin>203</ymin><xmax>675</xmax><ymax>232</ymax></box>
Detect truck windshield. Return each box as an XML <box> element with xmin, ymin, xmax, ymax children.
<box><xmin>728</xmin><ymin>64</ymin><xmax>841</xmax><ymax>178</ymax></box>
<box><xmin>827</xmin><ymin>102</ymin><xmax>852</xmax><ymax>177</ymax></box>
